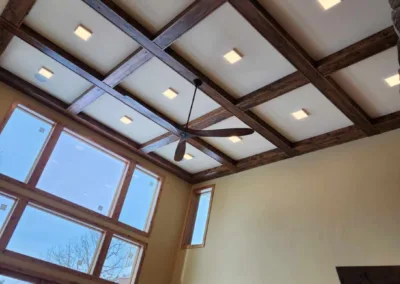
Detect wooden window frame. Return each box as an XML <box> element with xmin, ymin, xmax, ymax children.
<box><xmin>181</xmin><ymin>185</ymin><xmax>215</xmax><ymax>249</ymax></box>
<box><xmin>0</xmin><ymin>101</ymin><xmax>164</xmax><ymax>237</ymax></box>
<box><xmin>0</xmin><ymin>101</ymin><xmax>167</xmax><ymax>283</ymax></box>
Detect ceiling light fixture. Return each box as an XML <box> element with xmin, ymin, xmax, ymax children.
<box><xmin>74</xmin><ymin>25</ymin><xmax>93</xmax><ymax>41</ymax></box>
<box><xmin>120</xmin><ymin>115</ymin><xmax>133</xmax><ymax>125</ymax></box>
<box><xmin>224</xmin><ymin>49</ymin><xmax>243</xmax><ymax>64</ymax></box>
<box><xmin>292</xmin><ymin>109</ymin><xmax>309</xmax><ymax>120</ymax></box>
<box><xmin>385</xmin><ymin>74</ymin><xmax>400</xmax><ymax>87</ymax></box>
<box><xmin>163</xmin><ymin>88</ymin><xmax>178</xmax><ymax>99</ymax></box>
<box><xmin>318</xmin><ymin>0</ymin><xmax>341</xmax><ymax>10</ymax></box>
<box><xmin>228</xmin><ymin>136</ymin><xmax>242</xmax><ymax>143</ymax></box>
<box><xmin>183</xmin><ymin>154</ymin><xmax>193</xmax><ymax>160</ymax></box>
<box><xmin>38</xmin><ymin>67</ymin><xmax>54</xmax><ymax>79</ymax></box>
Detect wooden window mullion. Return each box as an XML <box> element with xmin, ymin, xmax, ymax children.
<box><xmin>91</xmin><ymin>232</ymin><xmax>113</xmax><ymax>277</ymax></box>
<box><xmin>0</xmin><ymin>198</ymin><xmax>28</xmax><ymax>250</ymax></box>
<box><xmin>27</xmin><ymin>124</ymin><xmax>64</xmax><ymax>187</ymax></box>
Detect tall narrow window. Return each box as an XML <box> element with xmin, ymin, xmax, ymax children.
<box><xmin>7</xmin><ymin>204</ymin><xmax>102</xmax><ymax>273</ymax></box>
<box><xmin>119</xmin><ymin>167</ymin><xmax>161</xmax><ymax>232</ymax></box>
<box><xmin>0</xmin><ymin>106</ymin><xmax>53</xmax><ymax>182</ymax></box>
<box><xmin>182</xmin><ymin>186</ymin><xmax>215</xmax><ymax>248</ymax></box>
<box><xmin>36</xmin><ymin>130</ymin><xmax>127</xmax><ymax>215</ymax></box>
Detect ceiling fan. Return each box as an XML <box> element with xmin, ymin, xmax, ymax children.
<box><xmin>174</xmin><ymin>79</ymin><xmax>255</xmax><ymax>162</ymax></box>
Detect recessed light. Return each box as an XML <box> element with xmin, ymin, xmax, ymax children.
<box><xmin>292</xmin><ymin>109</ymin><xmax>309</xmax><ymax>120</ymax></box>
<box><xmin>318</xmin><ymin>0</ymin><xmax>341</xmax><ymax>10</ymax></box>
<box><xmin>163</xmin><ymin>88</ymin><xmax>178</xmax><ymax>99</ymax></box>
<box><xmin>38</xmin><ymin>67</ymin><xmax>54</xmax><ymax>79</ymax></box>
<box><xmin>385</xmin><ymin>74</ymin><xmax>400</xmax><ymax>87</ymax></box>
<box><xmin>228</xmin><ymin>136</ymin><xmax>242</xmax><ymax>143</ymax></box>
<box><xmin>184</xmin><ymin>154</ymin><xmax>193</xmax><ymax>160</ymax></box>
<box><xmin>224</xmin><ymin>49</ymin><xmax>243</xmax><ymax>64</ymax></box>
<box><xmin>120</xmin><ymin>115</ymin><xmax>133</xmax><ymax>125</ymax></box>
<box><xmin>74</xmin><ymin>25</ymin><xmax>93</xmax><ymax>41</ymax></box>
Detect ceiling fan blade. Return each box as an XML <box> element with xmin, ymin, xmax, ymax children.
<box><xmin>174</xmin><ymin>138</ymin><xmax>187</xmax><ymax>162</ymax></box>
<box><xmin>187</xmin><ymin>128</ymin><xmax>255</xmax><ymax>138</ymax></box>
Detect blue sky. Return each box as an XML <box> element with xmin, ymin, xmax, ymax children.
<box><xmin>0</xmin><ymin>107</ymin><xmax>157</xmax><ymax>280</ymax></box>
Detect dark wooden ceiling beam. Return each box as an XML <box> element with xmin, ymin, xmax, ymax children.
<box><xmin>229</xmin><ymin>0</ymin><xmax>377</xmax><ymax>136</ymax></box>
<box><xmin>0</xmin><ymin>17</ymin><xmax>238</xmax><ymax>170</ymax></box>
<box><xmin>140</xmin><ymin>26</ymin><xmax>396</xmax><ymax>153</ymax></box>
<box><xmin>68</xmin><ymin>0</ymin><xmax>227</xmax><ymax>114</ymax></box>
<box><xmin>0</xmin><ymin>0</ymin><xmax>36</xmax><ymax>55</ymax></box>
<box><xmin>82</xmin><ymin>0</ymin><xmax>297</xmax><ymax>157</ymax></box>
<box><xmin>0</xmin><ymin>67</ymin><xmax>192</xmax><ymax>182</ymax></box>
<box><xmin>192</xmin><ymin>111</ymin><xmax>400</xmax><ymax>183</ymax></box>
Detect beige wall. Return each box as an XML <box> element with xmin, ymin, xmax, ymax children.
<box><xmin>0</xmin><ymin>82</ymin><xmax>191</xmax><ymax>284</ymax></box>
<box><xmin>171</xmin><ymin>127</ymin><xmax>400</xmax><ymax>284</ymax></box>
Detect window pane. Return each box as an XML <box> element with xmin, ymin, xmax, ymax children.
<box><xmin>0</xmin><ymin>194</ymin><xmax>15</xmax><ymax>233</ymax></box>
<box><xmin>119</xmin><ymin>169</ymin><xmax>159</xmax><ymax>231</ymax></box>
<box><xmin>0</xmin><ymin>275</ymin><xmax>31</xmax><ymax>284</ymax></box>
<box><xmin>0</xmin><ymin>107</ymin><xmax>52</xmax><ymax>182</ymax></box>
<box><xmin>37</xmin><ymin>131</ymin><xmax>126</xmax><ymax>215</ymax></box>
<box><xmin>7</xmin><ymin>205</ymin><xmax>102</xmax><ymax>273</ymax></box>
<box><xmin>191</xmin><ymin>192</ymin><xmax>212</xmax><ymax>245</ymax></box>
<box><xmin>101</xmin><ymin>237</ymin><xmax>140</xmax><ymax>283</ymax></box>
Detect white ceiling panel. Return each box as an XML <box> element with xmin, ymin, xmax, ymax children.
<box><xmin>155</xmin><ymin>141</ymin><xmax>221</xmax><ymax>173</ymax></box>
<box><xmin>0</xmin><ymin>37</ymin><xmax>92</xmax><ymax>104</ymax></box>
<box><xmin>84</xmin><ymin>94</ymin><xmax>168</xmax><ymax>144</ymax></box>
<box><xmin>112</xmin><ymin>0</ymin><xmax>194</xmax><ymax>34</ymax></box>
<box><xmin>202</xmin><ymin>117</ymin><xmax>276</xmax><ymax>160</ymax></box>
<box><xmin>172</xmin><ymin>3</ymin><xmax>296</xmax><ymax>98</ymax></box>
<box><xmin>24</xmin><ymin>0</ymin><xmax>139</xmax><ymax>74</ymax></box>
<box><xmin>259</xmin><ymin>0</ymin><xmax>392</xmax><ymax>60</ymax></box>
<box><xmin>253</xmin><ymin>84</ymin><xmax>353</xmax><ymax>142</ymax></box>
<box><xmin>121</xmin><ymin>57</ymin><xmax>220</xmax><ymax>125</ymax></box>
<box><xmin>331</xmin><ymin>47</ymin><xmax>400</xmax><ymax>118</ymax></box>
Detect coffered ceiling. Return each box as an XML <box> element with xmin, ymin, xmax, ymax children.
<box><xmin>0</xmin><ymin>0</ymin><xmax>397</xmax><ymax>183</ymax></box>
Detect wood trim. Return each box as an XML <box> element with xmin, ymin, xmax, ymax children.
<box><xmin>0</xmin><ymin>174</ymin><xmax>149</xmax><ymax>241</ymax></box>
<box><xmin>181</xmin><ymin>185</ymin><xmax>215</xmax><ymax>249</ymax></box>
<box><xmin>0</xmin><ymin>102</ymin><xmax>18</xmax><ymax>135</ymax></box>
<box><xmin>27</xmin><ymin>124</ymin><xmax>64</xmax><ymax>187</ymax></box>
<box><xmin>111</xmin><ymin>161</ymin><xmax>137</xmax><ymax>221</ymax></box>
<box><xmin>0</xmin><ymin>250</ymin><xmax>114</xmax><ymax>284</ymax></box>
<box><xmin>0</xmin><ymin>68</ymin><xmax>193</xmax><ymax>181</ymax></box>
<box><xmin>139</xmin><ymin>26</ymin><xmax>395</xmax><ymax>153</ymax></box>
<box><xmin>0</xmin><ymin>199</ymin><xmax>27</xmax><ymax>251</ymax></box>
<box><xmin>0</xmin><ymin>0</ymin><xmax>36</xmax><ymax>56</ymax></box>
<box><xmin>92</xmin><ymin>232</ymin><xmax>113</xmax><ymax>277</ymax></box>
<box><xmin>229</xmin><ymin>0</ymin><xmax>376</xmax><ymax>136</ymax></box>
<box><xmin>81</xmin><ymin>0</ymin><xmax>296</xmax><ymax>156</ymax></box>
<box><xmin>68</xmin><ymin>0</ymin><xmax>227</xmax><ymax>113</ymax></box>
<box><xmin>0</xmin><ymin>267</ymin><xmax>43</xmax><ymax>283</ymax></box>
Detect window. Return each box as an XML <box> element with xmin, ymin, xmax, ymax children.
<box><xmin>7</xmin><ymin>204</ymin><xmax>102</xmax><ymax>273</ymax></box>
<box><xmin>182</xmin><ymin>186</ymin><xmax>215</xmax><ymax>248</ymax></box>
<box><xmin>0</xmin><ymin>106</ymin><xmax>53</xmax><ymax>182</ymax></box>
<box><xmin>101</xmin><ymin>236</ymin><xmax>142</xmax><ymax>283</ymax></box>
<box><xmin>0</xmin><ymin>103</ymin><xmax>158</xmax><ymax>283</ymax></box>
<box><xmin>36</xmin><ymin>130</ymin><xmax>127</xmax><ymax>215</ymax></box>
<box><xmin>0</xmin><ymin>193</ymin><xmax>15</xmax><ymax>234</ymax></box>
<box><xmin>119</xmin><ymin>167</ymin><xmax>161</xmax><ymax>232</ymax></box>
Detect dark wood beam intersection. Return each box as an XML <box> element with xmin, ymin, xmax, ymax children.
<box><xmin>68</xmin><ymin>0</ymin><xmax>228</xmax><ymax>114</ymax></box>
<box><xmin>82</xmin><ymin>0</ymin><xmax>297</xmax><ymax>157</ymax></box>
<box><xmin>229</xmin><ymin>0</ymin><xmax>377</xmax><ymax>136</ymax></box>
<box><xmin>0</xmin><ymin>0</ymin><xmax>36</xmax><ymax>55</ymax></box>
